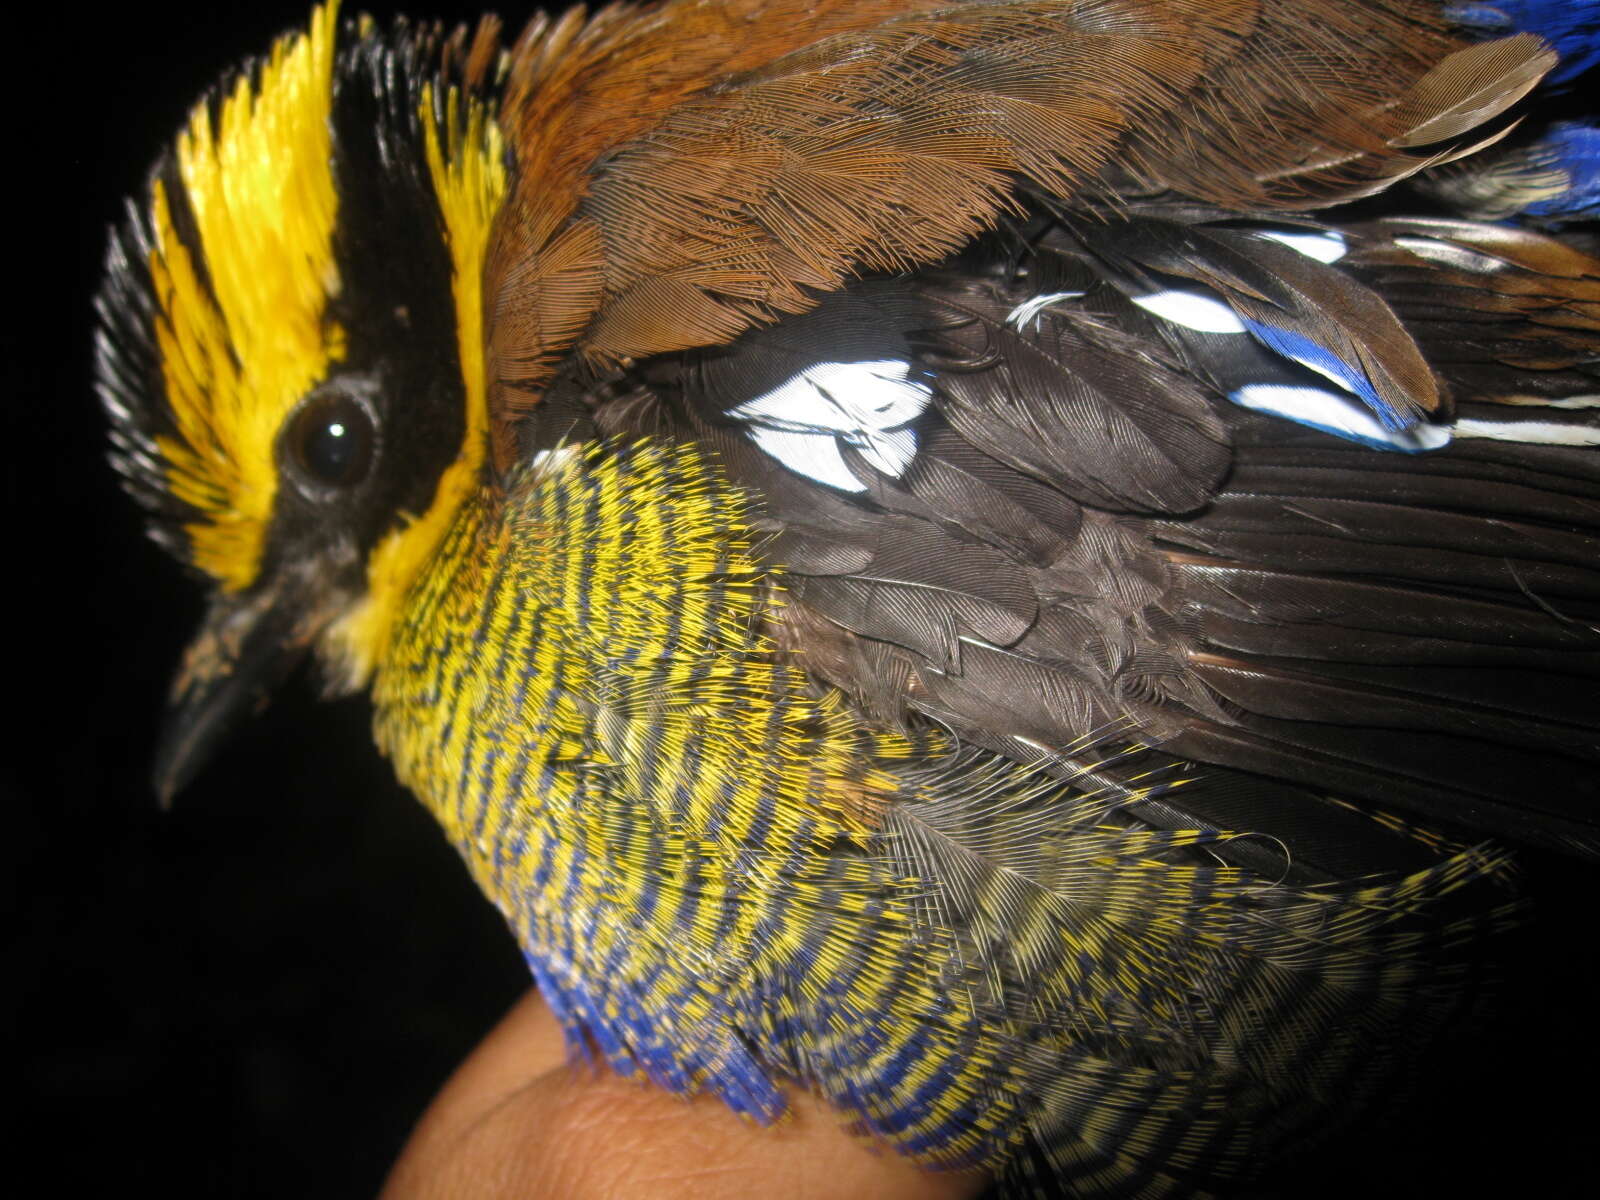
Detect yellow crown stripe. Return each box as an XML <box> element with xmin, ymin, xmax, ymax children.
<box><xmin>150</xmin><ymin>2</ymin><xmax>344</xmax><ymax>590</ymax></box>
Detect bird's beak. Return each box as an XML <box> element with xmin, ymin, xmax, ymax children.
<box><xmin>153</xmin><ymin>581</ymin><xmax>324</xmax><ymax>805</ymax></box>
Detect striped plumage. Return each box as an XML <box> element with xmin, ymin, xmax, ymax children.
<box><xmin>370</xmin><ymin>434</ymin><xmax>1512</xmax><ymax>1190</ymax></box>
<box><xmin>96</xmin><ymin>2</ymin><xmax>1599</xmax><ymax>1195</ymax></box>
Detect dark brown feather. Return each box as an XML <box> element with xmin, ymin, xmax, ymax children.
<box><xmin>1342</xmin><ymin>217</ymin><xmax>1600</xmax><ymax>402</ymax></box>
<box><xmin>528</xmin><ymin>223</ymin><xmax>1600</xmax><ymax>859</ymax></box>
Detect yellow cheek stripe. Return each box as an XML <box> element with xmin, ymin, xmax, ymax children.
<box><xmin>148</xmin><ymin>2</ymin><xmax>343</xmax><ymax>591</ymax></box>
<box><xmin>323</xmin><ymin>81</ymin><xmax>508</xmax><ymax>687</ymax></box>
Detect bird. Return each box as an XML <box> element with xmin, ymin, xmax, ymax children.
<box><xmin>93</xmin><ymin>1</ymin><xmax>1600</xmax><ymax>1195</ymax></box>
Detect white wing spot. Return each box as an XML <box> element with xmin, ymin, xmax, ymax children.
<box><xmin>1250</xmin><ymin>228</ymin><xmax>1349</xmax><ymax>263</ymax></box>
<box><xmin>747</xmin><ymin>426</ymin><xmax>865</xmax><ymax>492</ymax></box>
<box><xmin>1006</xmin><ymin>290</ymin><xmax>1084</xmax><ymax>332</ymax></box>
<box><xmin>1230</xmin><ymin>384</ymin><xmax>1451</xmax><ymax>452</ymax></box>
<box><xmin>1454</xmin><ymin>418</ymin><xmax>1600</xmax><ymax>446</ymax></box>
<box><xmin>855</xmin><ymin>425</ymin><xmax>919</xmax><ymax>478</ymax></box>
<box><xmin>1131</xmin><ymin>289</ymin><xmax>1248</xmax><ymax>333</ymax></box>
<box><xmin>731</xmin><ymin>359</ymin><xmax>932</xmax><ymax>491</ymax></box>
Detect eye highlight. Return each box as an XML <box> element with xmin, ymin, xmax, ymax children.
<box><xmin>285</xmin><ymin>388</ymin><xmax>376</xmax><ymax>491</ymax></box>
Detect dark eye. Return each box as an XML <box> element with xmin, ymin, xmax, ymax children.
<box><xmin>286</xmin><ymin>389</ymin><xmax>375</xmax><ymax>489</ymax></box>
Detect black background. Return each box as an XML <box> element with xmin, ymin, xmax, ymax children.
<box><xmin>12</xmin><ymin>3</ymin><xmax>1596</xmax><ymax>1197</ymax></box>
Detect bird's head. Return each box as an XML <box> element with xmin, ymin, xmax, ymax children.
<box><xmin>95</xmin><ymin>3</ymin><xmax>508</xmax><ymax>800</ymax></box>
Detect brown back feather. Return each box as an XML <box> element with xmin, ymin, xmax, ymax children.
<box><xmin>483</xmin><ymin>1</ymin><xmax>1549</xmax><ymax>471</ymax></box>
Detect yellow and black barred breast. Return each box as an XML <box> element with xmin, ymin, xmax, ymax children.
<box><xmin>371</xmin><ymin>436</ymin><xmax>1511</xmax><ymax>1194</ymax></box>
